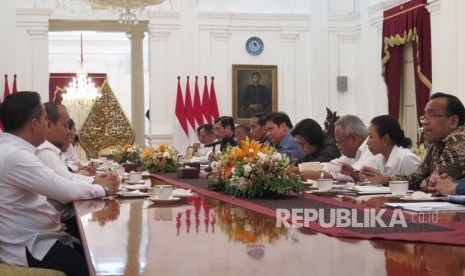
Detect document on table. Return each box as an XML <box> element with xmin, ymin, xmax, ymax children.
<box><xmin>350</xmin><ymin>185</ymin><xmax>392</xmax><ymax>195</ymax></box>
<box><xmin>385</xmin><ymin>202</ymin><xmax>465</xmax><ymax>212</ymax></box>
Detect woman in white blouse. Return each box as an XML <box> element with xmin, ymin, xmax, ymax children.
<box><xmin>363</xmin><ymin>115</ymin><xmax>420</xmax><ymax>177</ymax></box>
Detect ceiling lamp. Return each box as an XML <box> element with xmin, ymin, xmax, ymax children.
<box><xmin>64</xmin><ymin>34</ymin><xmax>99</xmax><ymax>102</ymax></box>
<box><xmin>89</xmin><ymin>0</ymin><xmax>166</xmax><ymax>26</ymax></box>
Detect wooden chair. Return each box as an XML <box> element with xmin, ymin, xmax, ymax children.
<box><xmin>323</xmin><ymin>107</ymin><xmax>340</xmax><ymax>140</ymax></box>
<box><xmin>0</xmin><ymin>263</ymin><xmax>65</xmax><ymax>276</ymax></box>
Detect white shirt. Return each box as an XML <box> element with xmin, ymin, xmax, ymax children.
<box><xmin>37</xmin><ymin>140</ymin><xmax>93</xmax><ymax>182</ymax></box>
<box><xmin>0</xmin><ymin>133</ymin><xmax>105</xmax><ymax>266</ymax></box>
<box><xmin>378</xmin><ymin>145</ymin><xmax>420</xmax><ymax>177</ymax></box>
<box><xmin>331</xmin><ymin>138</ymin><xmax>383</xmax><ymax>181</ymax></box>
<box><xmin>190</xmin><ymin>144</ymin><xmax>214</xmax><ymax>163</ymax></box>
<box><xmin>66</xmin><ymin>144</ymin><xmax>79</xmax><ymax>163</ymax></box>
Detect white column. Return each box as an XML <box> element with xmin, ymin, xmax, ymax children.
<box><xmin>279</xmin><ymin>32</ymin><xmax>299</xmax><ymax>121</ymax></box>
<box><xmin>147</xmin><ymin>30</ymin><xmax>172</xmax><ymax>146</ymax></box>
<box><xmin>210</xmin><ymin>31</ymin><xmax>231</xmax><ymax>115</ymax></box>
<box><xmin>309</xmin><ymin>0</ymin><xmax>329</xmax><ymax>124</ymax></box>
<box><xmin>0</xmin><ymin>1</ymin><xmax>16</xmax><ymax>77</ymax></box>
<box><xmin>16</xmin><ymin>8</ymin><xmax>52</xmax><ymax>100</ymax></box>
<box><xmin>127</xmin><ymin>29</ymin><xmax>146</xmax><ymax>145</ymax></box>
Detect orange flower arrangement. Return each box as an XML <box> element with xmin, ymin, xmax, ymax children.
<box><xmin>208</xmin><ymin>139</ymin><xmax>303</xmax><ymax>198</ymax></box>
<box><xmin>140</xmin><ymin>144</ymin><xmax>180</xmax><ymax>173</ymax></box>
<box><xmin>112</xmin><ymin>144</ymin><xmax>142</xmax><ymax>164</ymax></box>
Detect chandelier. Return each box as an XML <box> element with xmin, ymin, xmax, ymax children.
<box><xmin>56</xmin><ymin>0</ymin><xmax>168</xmax><ymax>26</ymax></box>
<box><xmin>90</xmin><ymin>0</ymin><xmax>166</xmax><ymax>25</ymax></box>
<box><xmin>64</xmin><ymin>34</ymin><xmax>99</xmax><ymax>102</ymax></box>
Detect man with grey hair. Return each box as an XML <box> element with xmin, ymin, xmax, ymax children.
<box><xmin>311</xmin><ymin>115</ymin><xmax>382</xmax><ymax>182</ymax></box>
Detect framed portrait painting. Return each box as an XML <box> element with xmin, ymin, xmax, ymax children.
<box><xmin>232</xmin><ymin>64</ymin><xmax>277</xmax><ymax>124</ymax></box>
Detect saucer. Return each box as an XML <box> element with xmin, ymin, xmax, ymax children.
<box><xmin>148</xmin><ymin>197</ymin><xmax>181</xmax><ymax>204</ymax></box>
<box><xmin>124</xmin><ymin>184</ymin><xmax>150</xmax><ymax>191</ymax></box>
<box><xmin>116</xmin><ymin>191</ymin><xmax>150</xmax><ymax>198</ymax></box>
<box><xmin>125</xmin><ymin>180</ymin><xmax>146</xmax><ymax>185</ymax></box>
<box><xmin>172</xmin><ymin>189</ymin><xmax>192</xmax><ymax>198</ymax></box>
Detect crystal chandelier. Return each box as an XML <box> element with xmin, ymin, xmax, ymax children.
<box><xmin>64</xmin><ymin>34</ymin><xmax>99</xmax><ymax>101</ymax></box>
<box><xmin>87</xmin><ymin>0</ymin><xmax>167</xmax><ymax>25</ymax></box>
<box><xmin>56</xmin><ymin>0</ymin><xmax>198</xmax><ymax>26</ymax></box>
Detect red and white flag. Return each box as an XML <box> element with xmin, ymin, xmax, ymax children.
<box><xmin>193</xmin><ymin>76</ymin><xmax>204</xmax><ymax>127</ymax></box>
<box><xmin>175</xmin><ymin>76</ymin><xmax>188</xmax><ymax>136</ymax></box>
<box><xmin>210</xmin><ymin>76</ymin><xmax>219</xmax><ymax>120</ymax></box>
<box><xmin>3</xmin><ymin>74</ymin><xmax>10</xmax><ymax>102</ymax></box>
<box><xmin>173</xmin><ymin>76</ymin><xmax>190</xmax><ymax>152</ymax></box>
<box><xmin>12</xmin><ymin>74</ymin><xmax>17</xmax><ymax>93</ymax></box>
<box><xmin>185</xmin><ymin>76</ymin><xmax>195</xmax><ymax>130</ymax></box>
<box><xmin>201</xmin><ymin>76</ymin><xmax>212</xmax><ymax>124</ymax></box>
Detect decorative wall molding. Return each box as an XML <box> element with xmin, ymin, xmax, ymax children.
<box><xmin>328</xmin><ymin>13</ymin><xmax>361</xmax><ymax>44</ymax></box>
<box><xmin>210</xmin><ymin>31</ymin><xmax>231</xmax><ymax>40</ymax></box>
<box><xmin>199</xmin><ymin>12</ymin><xmax>310</xmax><ymax>31</ymax></box>
<box><xmin>148</xmin><ymin>12</ymin><xmax>181</xmax><ymax>31</ymax></box>
<box><xmin>149</xmin><ymin>30</ymin><xmax>171</xmax><ymax>41</ymax></box>
<box><xmin>279</xmin><ymin>32</ymin><xmax>299</xmax><ymax>41</ymax></box>
<box><xmin>426</xmin><ymin>0</ymin><xmax>441</xmax><ymax>15</ymax></box>
<box><xmin>16</xmin><ymin>8</ymin><xmax>52</xmax><ymax>27</ymax></box>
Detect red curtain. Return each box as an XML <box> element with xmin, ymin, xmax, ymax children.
<box><xmin>49</xmin><ymin>73</ymin><xmax>107</xmax><ymax>103</ymax></box>
<box><xmin>382</xmin><ymin>0</ymin><xmax>432</xmax><ymax>121</ymax></box>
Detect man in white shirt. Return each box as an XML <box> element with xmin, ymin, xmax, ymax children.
<box><xmin>301</xmin><ymin>115</ymin><xmax>382</xmax><ymax>182</ymax></box>
<box><xmin>0</xmin><ymin>91</ymin><xmax>118</xmax><ymax>275</ymax></box>
<box><xmin>189</xmin><ymin>124</ymin><xmax>217</xmax><ymax>163</ymax></box>
<box><xmin>37</xmin><ymin>102</ymin><xmax>93</xmax><ymax>181</ymax></box>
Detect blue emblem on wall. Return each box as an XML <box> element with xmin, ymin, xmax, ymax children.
<box><xmin>246</xmin><ymin>36</ymin><xmax>264</xmax><ymax>56</ymax></box>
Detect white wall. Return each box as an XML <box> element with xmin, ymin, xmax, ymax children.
<box><xmin>2</xmin><ymin>0</ymin><xmax>465</xmax><ymax>146</ymax></box>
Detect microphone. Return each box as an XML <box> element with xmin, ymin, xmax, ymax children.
<box><xmin>204</xmin><ymin>139</ymin><xmax>224</xmax><ymax>148</ymax></box>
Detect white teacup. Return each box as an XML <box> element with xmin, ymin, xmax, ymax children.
<box><xmin>129</xmin><ymin>171</ymin><xmax>143</xmax><ymax>182</ymax></box>
<box><xmin>316</xmin><ymin>178</ymin><xmax>333</xmax><ymax>191</ymax></box>
<box><xmin>154</xmin><ymin>185</ymin><xmax>173</xmax><ymax>200</ymax></box>
<box><xmin>389</xmin><ymin>181</ymin><xmax>409</xmax><ymax>196</ymax></box>
<box><xmin>111</xmin><ymin>166</ymin><xmax>125</xmax><ymax>176</ymax></box>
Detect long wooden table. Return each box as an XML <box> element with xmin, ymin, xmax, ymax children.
<box><xmin>74</xmin><ymin>177</ymin><xmax>465</xmax><ymax>276</ymax></box>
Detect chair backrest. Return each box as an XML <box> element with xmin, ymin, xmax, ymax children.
<box><xmin>323</xmin><ymin>107</ymin><xmax>340</xmax><ymax>140</ymax></box>
<box><xmin>0</xmin><ymin>263</ymin><xmax>65</xmax><ymax>276</ymax></box>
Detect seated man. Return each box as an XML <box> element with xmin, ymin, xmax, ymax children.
<box><xmin>303</xmin><ymin>115</ymin><xmax>382</xmax><ymax>181</ymax></box>
<box><xmin>213</xmin><ymin>116</ymin><xmax>237</xmax><ymax>151</ymax></box>
<box><xmin>249</xmin><ymin>112</ymin><xmax>269</xmax><ymax>144</ymax></box>
<box><xmin>38</xmin><ymin>102</ymin><xmax>94</xmax><ymax>181</ymax></box>
<box><xmin>264</xmin><ymin>112</ymin><xmax>303</xmax><ymax>162</ymax></box>
<box><xmin>189</xmin><ymin>123</ymin><xmax>217</xmax><ymax>163</ymax></box>
<box><xmin>0</xmin><ymin>92</ymin><xmax>119</xmax><ymax>275</ymax></box>
<box><xmin>362</xmin><ymin>92</ymin><xmax>465</xmax><ymax>191</ymax></box>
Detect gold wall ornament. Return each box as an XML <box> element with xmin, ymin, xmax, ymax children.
<box><xmin>79</xmin><ymin>80</ymin><xmax>135</xmax><ymax>158</ymax></box>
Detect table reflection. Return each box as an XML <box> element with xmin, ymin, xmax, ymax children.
<box><xmin>75</xmin><ymin>194</ymin><xmax>465</xmax><ymax>276</ymax></box>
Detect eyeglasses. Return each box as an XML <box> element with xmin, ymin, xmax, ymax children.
<box><xmin>419</xmin><ymin>114</ymin><xmax>450</xmax><ymax>124</ymax></box>
<box><xmin>335</xmin><ymin>134</ymin><xmax>352</xmax><ymax>146</ymax></box>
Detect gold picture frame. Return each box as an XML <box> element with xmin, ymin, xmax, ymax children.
<box><xmin>232</xmin><ymin>64</ymin><xmax>277</xmax><ymax>124</ymax></box>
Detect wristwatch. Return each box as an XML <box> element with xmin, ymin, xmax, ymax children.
<box><xmin>102</xmin><ymin>185</ymin><xmax>109</xmax><ymax>197</ymax></box>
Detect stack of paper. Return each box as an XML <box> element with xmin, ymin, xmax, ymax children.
<box><xmin>350</xmin><ymin>185</ymin><xmax>391</xmax><ymax>195</ymax></box>
<box><xmin>385</xmin><ymin>202</ymin><xmax>465</xmax><ymax>212</ymax></box>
